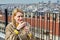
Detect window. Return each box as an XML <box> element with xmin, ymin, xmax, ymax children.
<box><xmin>59</xmin><ymin>16</ymin><xmax>60</xmax><ymax>20</ymax></box>
<box><xmin>40</xmin><ymin>12</ymin><xmax>45</xmax><ymax>16</ymax></box>
<box><xmin>33</xmin><ymin>16</ymin><xmax>35</xmax><ymax>18</ymax></box>
<box><xmin>0</xmin><ymin>22</ymin><xmax>5</xmax><ymax>33</ymax></box>
<box><xmin>47</xmin><ymin>17</ymin><xmax>50</xmax><ymax>20</ymax></box>
<box><xmin>42</xmin><ymin>16</ymin><xmax>44</xmax><ymax>19</ymax></box>
<box><xmin>37</xmin><ymin>16</ymin><xmax>40</xmax><ymax>19</ymax></box>
<box><xmin>53</xmin><ymin>17</ymin><xmax>56</xmax><ymax>21</ymax></box>
<box><xmin>29</xmin><ymin>15</ymin><xmax>31</xmax><ymax>18</ymax></box>
<box><xmin>53</xmin><ymin>14</ymin><xmax>56</xmax><ymax>21</ymax></box>
<box><xmin>25</xmin><ymin>15</ymin><xmax>27</xmax><ymax>17</ymax></box>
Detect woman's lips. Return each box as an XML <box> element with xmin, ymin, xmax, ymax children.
<box><xmin>18</xmin><ymin>19</ymin><xmax>23</xmax><ymax>21</ymax></box>
<box><xmin>18</xmin><ymin>19</ymin><xmax>23</xmax><ymax>23</ymax></box>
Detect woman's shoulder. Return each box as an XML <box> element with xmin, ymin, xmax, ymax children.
<box><xmin>6</xmin><ymin>22</ymin><xmax>13</xmax><ymax>28</ymax></box>
<box><xmin>7</xmin><ymin>22</ymin><xmax>12</xmax><ymax>26</ymax></box>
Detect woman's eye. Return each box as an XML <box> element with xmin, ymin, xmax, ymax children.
<box><xmin>18</xmin><ymin>16</ymin><xmax>23</xmax><ymax>17</ymax></box>
<box><xmin>18</xmin><ymin>16</ymin><xmax>20</xmax><ymax>17</ymax></box>
<box><xmin>21</xmin><ymin>16</ymin><xmax>24</xmax><ymax>17</ymax></box>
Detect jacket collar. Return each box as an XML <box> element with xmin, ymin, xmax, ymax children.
<box><xmin>10</xmin><ymin>22</ymin><xmax>16</xmax><ymax>29</ymax></box>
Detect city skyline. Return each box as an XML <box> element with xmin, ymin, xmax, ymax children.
<box><xmin>0</xmin><ymin>0</ymin><xmax>60</xmax><ymax>4</ymax></box>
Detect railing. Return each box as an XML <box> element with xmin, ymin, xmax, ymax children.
<box><xmin>24</xmin><ymin>13</ymin><xmax>60</xmax><ymax>40</ymax></box>
<box><xmin>0</xmin><ymin>9</ymin><xmax>60</xmax><ymax>40</ymax></box>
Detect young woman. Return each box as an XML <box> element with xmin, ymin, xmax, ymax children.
<box><xmin>5</xmin><ymin>8</ymin><xmax>36</xmax><ymax>40</ymax></box>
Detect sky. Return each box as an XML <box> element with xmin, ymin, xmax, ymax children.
<box><xmin>0</xmin><ymin>0</ymin><xmax>59</xmax><ymax>4</ymax></box>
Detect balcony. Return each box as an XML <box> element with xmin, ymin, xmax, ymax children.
<box><xmin>0</xmin><ymin>9</ymin><xmax>60</xmax><ymax>40</ymax></box>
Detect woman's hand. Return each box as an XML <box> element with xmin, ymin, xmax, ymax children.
<box><xmin>16</xmin><ymin>22</ymin><xmax>27</xmax><ymax>30</ymax></box>
<box><xmin>24</xmin><ymin>26</ymin><xmax>29</xmax><ymax>32</ymax></box>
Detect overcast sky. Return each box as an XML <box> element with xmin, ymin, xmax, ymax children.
<box><xmin>0</xmin><ymin>0</ymin><xmax>59</xmax><ymax>4</ymax></box>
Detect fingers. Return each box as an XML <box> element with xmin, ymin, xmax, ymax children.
<box><xmin>19</xmin><ymin>21</ymin><xmax>24</xmax><ymax>24</ymax></box>
<box><xmin>24</xmin><ymin>26</ymin><xmax>30</xmax><ymax>32</ymax></box>
<box><xmin>17</xmin><ymin>22</ymin><xmax>27</xmax><ymax>30</ymax></box>
<box><xmin>21</xmin><ymin>22</ymin><xmax>26</xmax><ymax>26</ymax></box>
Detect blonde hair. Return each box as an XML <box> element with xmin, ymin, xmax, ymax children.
<box><xmin>12</xmin><ymin>8</ymin><xmax>24</xmax><ymax>26</ymax></box>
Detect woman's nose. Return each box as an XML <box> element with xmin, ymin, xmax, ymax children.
<box><xmin>20</xmin><ymin>17</ymin><xmax>23</xmax><ymax>20</ymax></box>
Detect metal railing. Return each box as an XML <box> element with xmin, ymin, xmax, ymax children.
<box><xmin>0</xmin><ymin>9</ymin><xmax>60</xmax><ymax>40</ymax></box>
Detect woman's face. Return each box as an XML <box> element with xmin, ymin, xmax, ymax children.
<box><xmin>14</xmin><ymin>12</ymin><xmax>24</xmax><ymax>23</ymax></box>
